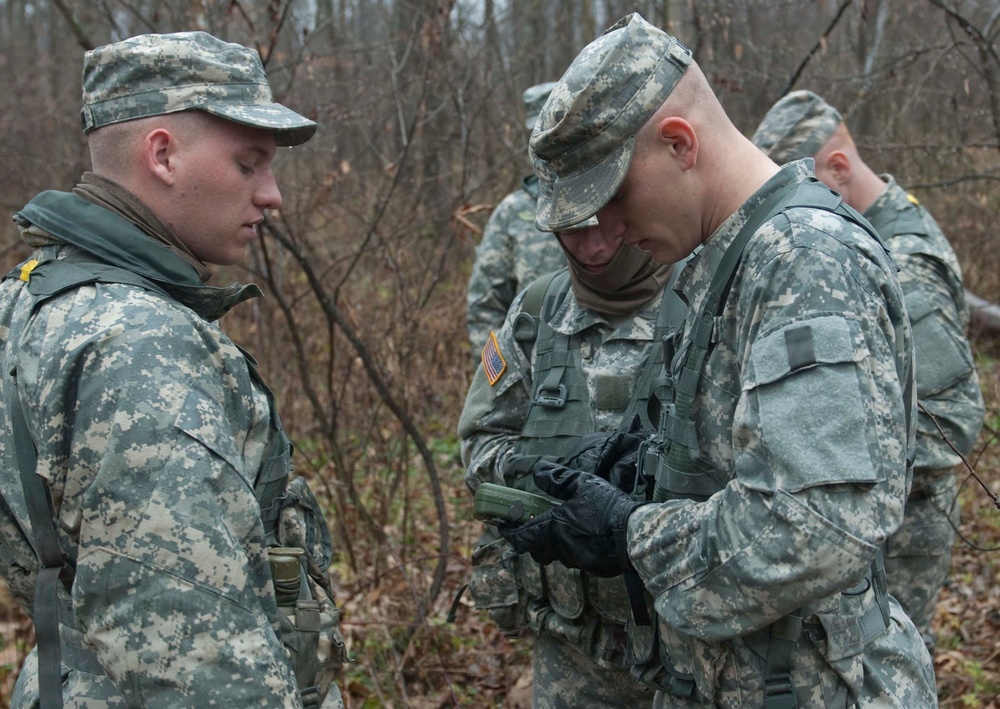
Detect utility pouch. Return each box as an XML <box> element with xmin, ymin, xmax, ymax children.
<box><xmin>469</xmin><ymin>526</ymin><xmax>532</xmax><ymax>635</ymax></box>
<box><xmin>544</xmin><ymin>562</ymin><xmax>586</xmax><ymax>620</ymax></box>
<box><xmin>589</xmin><ymin>575</ymin><xmax>631</xmax><ymax>626</ymax></box>
<box><xmin>274</xmin><ymin>477</ymin><xmax>348</xmax><ymax>702</ymax></box>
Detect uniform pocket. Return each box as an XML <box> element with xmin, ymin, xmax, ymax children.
<box><xmin>742</xmin><ymin>315</ymin><xmax>881</xmax><ymax>492</ymax></box>
<box><xmin>905</xmin><ymin>288</ymin><xmax>974</xmax><ymax>398</ymax></box>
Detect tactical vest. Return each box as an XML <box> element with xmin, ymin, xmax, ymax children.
<box><xmin>506</xmin><ymin>267</ymin><xmax>687</xmax><ymax>662</ymax></box>
<box><xmin>3</xmin><ymin>251</ymin><xmax>339</xmax><ymax>708</ymax></box>
<box><xmin>513</xmin><ymin>268</ymin><xmax>686</xmax><ymax>464</ymax></box>
<box><xmin>633</xmin><ymin>178</ymin><xmax>908</xmax><ymax>707</ymax></box>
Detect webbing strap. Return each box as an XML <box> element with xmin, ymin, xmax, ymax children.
<box><xmin>652</xmin><ymin>179</ymin><xmax>881</xmax><ymax>503</ymax></box>
<box><xmin>11</xmin><ymin>381</ymin><xmax>66</xmax><ymax>709</ymax></box>
<box><xmin>622</xmin><ymin>262</ymin><xmax>688</xmax><ymax>430</ymax></box>
<box><xmin>653</xmin><ymin>182</ymin><xmax>802</xmax><ymax>502</ymax></box>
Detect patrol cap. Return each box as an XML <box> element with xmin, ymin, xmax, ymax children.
<box><xmin>529</xmin><ymin>13</ymin><xmax>691</xmax><ymax>232</ymax></box>
<box><xmin>554</xmin><ymin>215</ymin><xmax>599</xmax><ymax>235</ymax></box>
<box><xmin>751</xmin><ymin>90</ymin><xmax>842</xmax><ymax>165</ymax></box>
<box><xmin>81</xmin><ymin>31</ymin><xmax>317</xmax><ymax>146</ymax></box>
<box><xmin>523</xmin><ymin>82</ymin><xmax>558</xmax><ymax>130</ymax></box>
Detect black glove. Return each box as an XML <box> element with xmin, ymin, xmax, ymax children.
<box><xmin>561</xmin><ymin>416</ymin><xmax>649</xmax><ymax>492</ymax></box>
<box><xmin>503</xmin><ymin>415</ymin><xmax>649</xmax><ymax>492</ymax></box>
<box><xmin>498</xmin><ymin>461</ymin><xmax>647</xmax><ymax>577</ymax></box>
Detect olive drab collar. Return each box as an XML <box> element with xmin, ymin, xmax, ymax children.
<box><xmin>13</xmin><ymin>190</ymin><xmax>262</xmax><ymax>322</ymax></box>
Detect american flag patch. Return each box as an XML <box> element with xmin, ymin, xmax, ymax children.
<box><xmin>482</xmin><ymin>332</ymin><xmax>507</xmax><ymax>386</ymax></box>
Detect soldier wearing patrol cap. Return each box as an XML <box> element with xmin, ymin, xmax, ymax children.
<box><xmin>0</xmin><ymin>32</ymin><xmax>346</xmax><ymax>707</ymax></box>
<box><xmin>460</xmin><ymin>208</ymin><xmax>687</xmax><ymax>706</ymax></box>
<box><xmin>496</xmin><ymin>14</ymin><xmax>937</xmax><ymax>707</ymax></box>
<box><xmin>753</xmin><ymin>90</ymin><xmax>985</xmax><ymax>654</ymax></box>
<box><xmin>466</xmin><ymin>81</ymin><xmax>569</xmax><ymax>358</ymax></box>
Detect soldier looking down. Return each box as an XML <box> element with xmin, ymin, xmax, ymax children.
<box><xmin>497</xmin><ymin>14</ymin><xmax>938</xmax><ymax>707</ymax></box>
<box><xmin>0</xmin><ymin>32</ymin><xmax>346</xmax><ymax>707</ymax></box>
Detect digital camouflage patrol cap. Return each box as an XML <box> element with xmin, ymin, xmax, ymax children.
<box><xmin>523</xmin><ymin>82</ymin><xmax>558</xmax><ymax>130</ymax></box>
<box><xmin>751</xmin><ymin>90</ymin><xmax>843</xmax><ymax>165</ymax></box>
<box><xmin>529</xmin><ymin>13</ymin><xmax>691</xmax><ymax>232</ymax></box>
<box><xmin>81</xmin><ymin>31</ymin><xmax>317</xmax><ymax>146</ymax></box>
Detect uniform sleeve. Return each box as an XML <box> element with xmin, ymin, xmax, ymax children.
<box><xmin>24</xmin><ymin>287</ymin><xmax>302</xmax><ymax>706</ymax></box>
<box><xmin>466</xmin><ymin>195</ymin><xmax>521</xmax><ymax>356</ymax></box>
<box><xmin>458</xmin><ymin>289</ymin><xmax>534</xmax><ymax>491</ymax></box>
<box><xmin>893</xmin><ymin>250</ymin><xmax>984</xmax><ymax>469</ymax></box>
<box><xmin>628</xmin><ymin>229</ymin><xmax>912</xmax><ymax>640</ymax></box>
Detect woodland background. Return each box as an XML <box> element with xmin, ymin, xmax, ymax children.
<box><xmin>0</xmin><ymin>0</ymin><xmax>998</xmax><ymax>706</ymax></box>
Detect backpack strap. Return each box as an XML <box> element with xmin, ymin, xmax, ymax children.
<box><xmin>9</xmin><ymin>375</ymin><xmax>69</xmax><ymax>709</ymax></box>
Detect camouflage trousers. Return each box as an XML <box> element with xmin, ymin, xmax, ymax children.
<box><xmin>532</xmin><ymin>631</ymin><xmax>653</xmax><ymax>709</ymax></box>
<box><xmin>885</xmin><ymin>470</ymin><xmax>962</xmax><ymax>653</ymax></box>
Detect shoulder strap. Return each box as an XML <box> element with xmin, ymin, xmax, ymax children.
<box><xmin>511</xmin><ymin>269</ymin><xmax>568</xmax><ymax>361</ymax></box>
<box><xmin>9</xmin><ymin>375</ymin><xmax>67</xmax><ymax>709</ymax></box>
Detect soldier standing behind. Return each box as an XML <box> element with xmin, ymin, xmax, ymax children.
<box><xmin>459</xmin><ymin>215</ymin><xmax>684</xmax><ymax>707</ymax></box>
<box><xmin>466</xmin><ymin>82</ymin><xmax>569</xmax><ymax>356</ymax></box>
<box><xmin>498</xmin><ymin>14</ymin><xmax>937</xmax><ymax>707</ymax></box>
<box><xmin>752</xmin><ymin>91</ymin><xmax>986</xmax><ymax>653</ymax></box>
<box><xmin>0</xmin><ymin>32</ymin><xmax>346</xmax><ymax>707</ymax></box>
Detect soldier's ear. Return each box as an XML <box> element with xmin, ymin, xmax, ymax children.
<box><xmin>823</xmin><ymin>150</ymin><xmax>851</xmax><ymax>185</ymax></box>
<box><xmin>141</xmin><ymin>128</ymin><xmax>177</xmax><ymax>187</ymax></box>
<box><xmin>655</xmin><ymin>116</ymin><xmax>698</xmax><ymax>172</ymax></box>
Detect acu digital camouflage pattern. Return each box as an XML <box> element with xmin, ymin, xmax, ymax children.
<box><xmin>529</xmin><ymin>13</ymin><xmax>691</xmax><ymax>232</ymax></box>
<box><xmin>0</xmin><ymin>191</ymin><xmax>344</xmax><ymax>706</ymax></box>
<box><xmin>81</xmin><ymin>31</ymin><xmax>317</xmax><ymax>146</ymax></box>
<box><xmin>869</xmin><ymin>177</ymin><xmax>984</xmax><ymax>650</ymax></box>
<box><xmin>465</xmin><ymin>175</ymin><xmax>567</xmax><ymax>354</ymax></box>
<box><xmin>753</xmin><ymin>91</ymin><xmax>985</xmax><ymax>650</ymax></box>
<box><xmin>751</xmin><ymin>90</ymin><xmax>842</xmax><ymax>165</ymax></box>
<box><xmin>459</xmin><ymin>276</ymin><xmax>671</xmax><ymax>707</ymax></box>
<box><xmin>624</xmin><ymin>162</ymin><xmax>936</xmax><ymax>706</ymax></box>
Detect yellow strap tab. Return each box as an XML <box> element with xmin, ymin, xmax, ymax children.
<box><xmin>18</xmin><ymin>260</ymin><xmax>39</xmax><ymax>282</ymax></box>
<box><xmin>906</xmin><ymin>193</ymin><xmax>920</xmax><ymax>206</ymax></box>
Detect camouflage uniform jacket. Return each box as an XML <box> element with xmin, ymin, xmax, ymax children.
<box><xmin>626</xmin><ymin>162</ymin><xmax>936</xmax><ymax>706</ymax></box>
<box><xmin>0</xmin><ymin>191</ymin><xmax>343</xmax><ymax>707</ymax></box>
<box><xmin>466</xmin><ymin>175</ymin><xmax>568</xmax><ymax>354</ymax></box>
<box><xmin>864</xmin><ymin>175</ymin><xmax>984</xmax><ymax>477</ymax></box>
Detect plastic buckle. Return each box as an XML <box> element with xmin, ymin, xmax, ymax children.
<box><xmin>764</xmin><ymin>675</ymin><xmax>797</xmax><ymax>709</ymax></box>
<box><xmin>535</xmin><ymin>383</ymin><xmax>567</xmax><ymax>408</ymax></box>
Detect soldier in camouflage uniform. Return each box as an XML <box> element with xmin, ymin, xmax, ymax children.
<box><xmin>498</xmin><ymin>14</ymin><xmax>938</xmax><ymax>707</ymax></box>
<box><xmin>459</xmin><ymin>214</ymin><xmax>683</xmax><ymax>707</ymax></box>
<box><xmin>751</xmin><ymin>91</ymin><xmax>985</xmax><ymax>653</ymax></box>
<box><xmin>466</xmin><ymin>82</ymin><xmax>568</xmax><ymax>355</ymax></box>
<box><xmin>0</xmin><ymin>33</ymin><xmax>346</xmax><ymax>707</ymax></box>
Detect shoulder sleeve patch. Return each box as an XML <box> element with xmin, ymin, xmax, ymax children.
<box><xmin>482</xmin><ymin>331</ymin><xmax>507</xmax><ymax>386</ymax></box>
<box><xmin>906</xmin><ymin>193</ymin><xmax>919</xmax><ymax>206</ymax></box>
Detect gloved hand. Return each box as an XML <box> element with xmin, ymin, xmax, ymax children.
<box><xmin>502</xmin><ymin>415</ymin><xmax>649</xmax><ymax>492</ymax></box>
<box><xmin>561</xmin><ymin>415</ymin><xmax>649</xmax><ymax>492</ymax></box>
<box><xmin>498</xmin><ymin>461</ymin><xmax>647</xmax><ymax>577</ymax></box>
